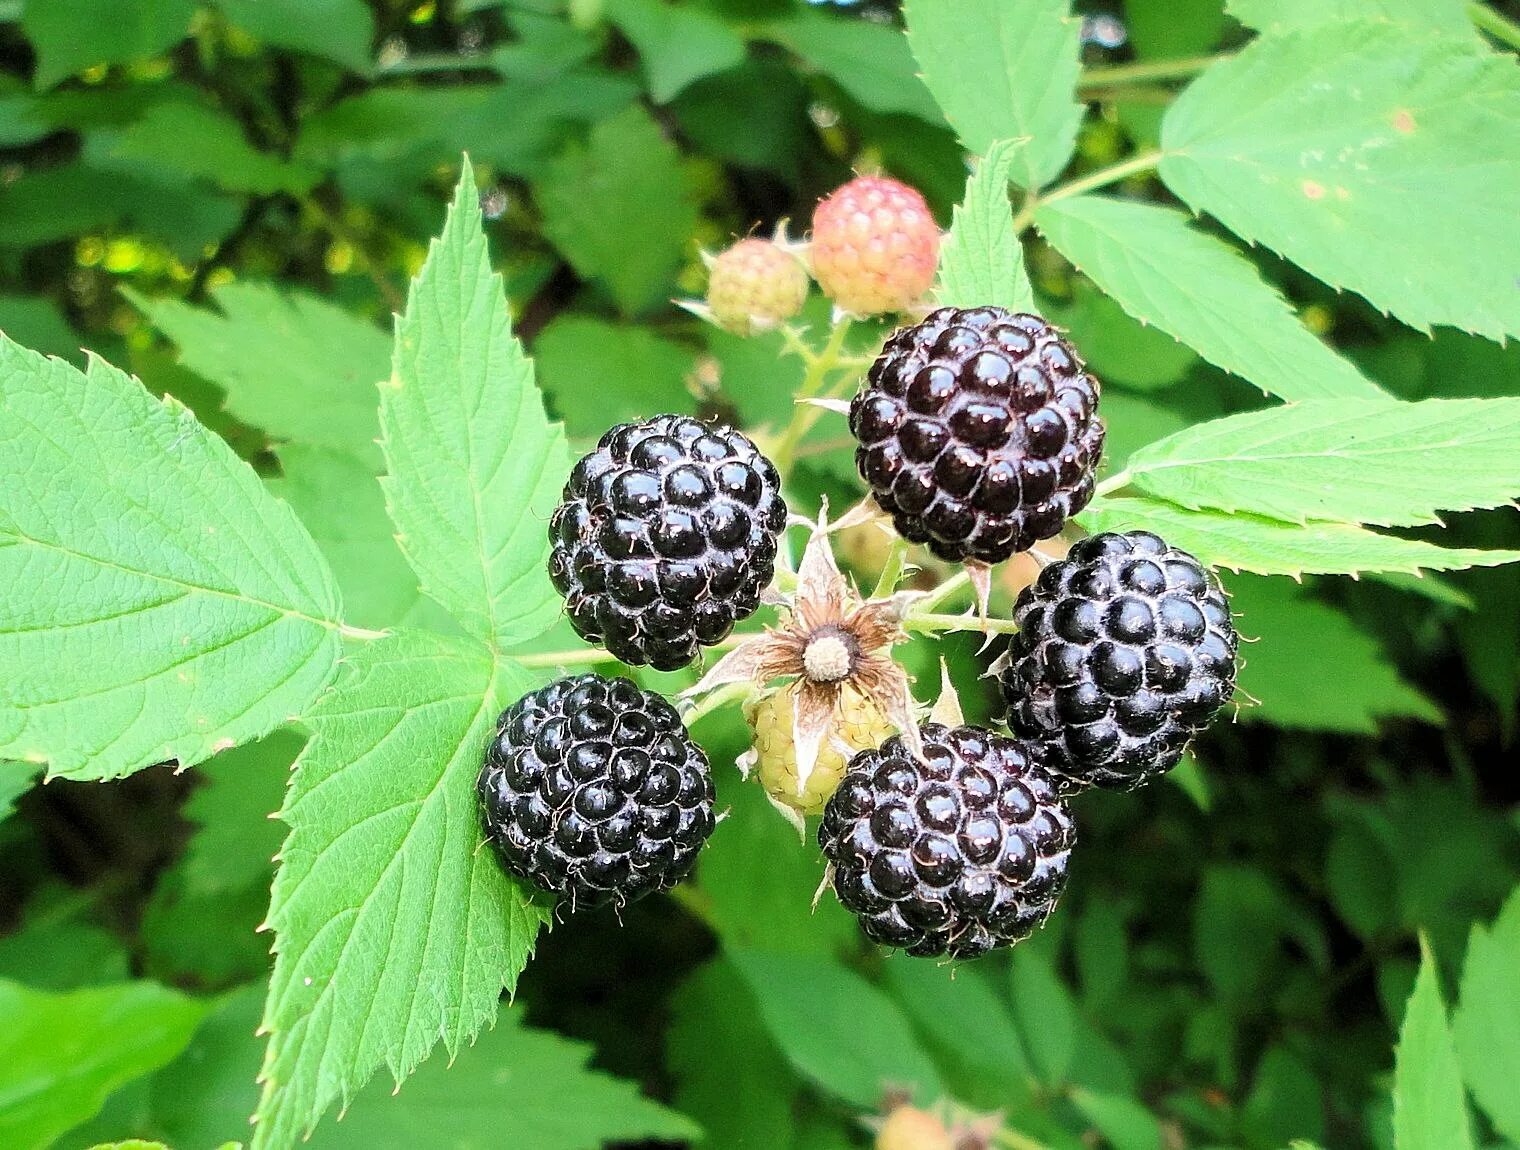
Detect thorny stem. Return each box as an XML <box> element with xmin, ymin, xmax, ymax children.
<box><xmin>913</xmin><ymin>568</ymin><xmax>972</xmax><ymax>614</ymax></box>
<box><xmin>771</xmin><ymin>317</ymin><xmax>856</xmax><ymax>472</ymax></box>
<box><xmin>1078</xmin><ymin>53</ymin><xmax>1228</xmax><ymax>91</ymax></box>
<box><xmin>1010</xmin><ymin>150</ymin><xmax>1166</xmax><ymax>235</ymax></box>
<box><xmin>1469</xmin><ymin>1</ymin><xmax>1520</xmax><ymax>50</ymax></box>
<box><xmin>871</xmin><ymin>536</ymin><xmax>913</xmax><ymax>599</ymax></box>
<box><xmin>907</xmin><ymin>612</ymin><xmax>1021</xmax><ymax>637</ymax></box>
<box><xmin>681</xmin><ymin>680</ymin><xmax>753</xmax><ymax>727</ymax></box>
<box><xmin>516</xmin><ymin>633</ymin><xmax>750</xmax><ymax>670</ymax></box>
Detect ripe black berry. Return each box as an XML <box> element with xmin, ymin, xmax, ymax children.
<box><xmin>818</xmin><ymin>723</ymin><xmax>1074</xmax><ymax>959</ymax></box>
<box><xmin>998</xmin><ymin>531</ymin><xmax>1239</xmax><ymax>793</ymax></box>
<box><xmin>548</xmin><ymin>415</ymin><xmax>787</xmax><ymax>670</ymax></box>
<box><xmin>478</xmin><ymin>674</ymin><xmax>716</xmax><ymax>909</ymax></box>
<box><xmin>849</xmin><ymin>306</ymin><xmax>1104</xmax><ymax>563</ymax></box>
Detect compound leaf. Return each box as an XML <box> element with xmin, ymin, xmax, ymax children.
<box><xmin>936</xmin><ymin>139</ymin><xmax>1034</xmax><ymax>313</ymax></box>
<box><xmin>1036</xmin><ymin>195</ymin><xmax>1380</xmax><ymax>401</ymax></box>
<box><xmin>253</xmin><ymin>631</ymin><xmax>551</xmax><ymax>1148</ymax></box>
<box><xmin>1126</xmin><ymin>398</ymin><xmax>1520</xmax><ymax>527</ymax></box>
<box><xmin>0</xmin><ymin>337</ymin><xmax>342</xmax><ymax>781</ymax></box>
<box><xmin>905</xmin><ymin>0</ymin><xmax>1082</xmax><ymax>188</ymax></box>
<box><xmin>382</xmin><ymin>162</ymin><xmax>569</xmax><ymax>650</ymax></box>
<box><xmin>1162</xmin><ymin>27</ymin><xmax>1520</xmax><ymax>341</ymax></box>
<box><xmin>1080</xmin><ymin>497</ymin><xmax>1520</xmax><ymax>578</ymax></box>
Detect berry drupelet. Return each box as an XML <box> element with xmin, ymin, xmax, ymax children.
<box><xmin>548</xmin><ymin>415</ymin><xmax>788</xmax><ymax>670</ymax></box>
<box><xmin>850</xmin><ymin>306</ymin><xmax>1105</xmax><ymax>564</ymax></box>
<box><xmin>997</xmin><ymin>530</ymin><xmax>1239</xmax><ymax>793</ymax></box>
<box><xmin>478</xmin><ymin>674</ymin><xmax>716</xmax><ymax>910</ymax></box>
<box><xmin>819</xmin><ymin>722</ymin><xmax>1074</xmax><ymax>959</ymax></box>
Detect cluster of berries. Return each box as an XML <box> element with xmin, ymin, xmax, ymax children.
<box><xmin>476</xmin><ymin>176</ymin><xmax>1239</xmax><ymax>961</ymax></box>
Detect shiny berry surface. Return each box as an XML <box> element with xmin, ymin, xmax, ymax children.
<box><xmin>999</xmin><ymin>531</ymin><xmax>1239</xmax><ymax>792</ymax></box>
<box><xmin>818</xmin><ymin>723</ymin><xmax>1073</xmax><ymax>959</ymax></box>
<box><xmin>548</xmin><ymin>415</ymin><xmax>787</xmax><ymax>670</ymax></box>
<box><xmin>850</xmin><ymin>306</ymin><xmax>1105</xmax><ymax>563</ymax></box>
<box><xmin>478</xmin><ymin>674</ymin><xmax>716</xmax><ymax>909</ymax></box>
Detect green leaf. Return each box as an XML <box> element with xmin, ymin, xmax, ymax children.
<box><xmin>181</xmin><ymin>732</ymin><xmax>302</xmax><ymax>894</ymax></box>
<box><xmin>1125</xmin><ymin>0</ymin><xmax>1227</xmax><ymax>59</ymax></box>
<box><xmin>149</xmin><ymin>987</ymin><xmax>263</xmax><ymax>1149</ymax></box>
<box><xmin>253</xmin><ymin>631</ymin><xmax>551</xmax><ymax>1148</ymax></box>
<box><xmin>532</xmin><ymin>315</ymin><xmax>697</xmax><ymax>437</ymax></box>
<box><xmin>605</xmin><ymin>0</ymin><xmax>745</xmax><ymax>104</ymax></box>
<box><xmin>129</xmin><ymin>282</ymin><xmax>392</xmax><ymax>467</ymax></box>
<box><xmin>21</xmin><ymin>0</ymin><xmax>195</xmax><ymax>88</ymax></box>
<box><xmin>669</xmin><ymin>960</ymin><xmax>800</xmax><ymax>1150</ymax></box>
<box><xmin>305</xmin><ymin>1008</ymin><xmax>699</xmax><ymax>1149</ymax></box>
<box><xmin>215</xmin><ymin>0</ymin><xmax>375</xmax><ymax>71</ymax></box>
<box><xmin>905</xmin><ymin>0</ymin><xmax>1082</xmax><ymax>188</ymax></box>
<box><xmin>99</xmin><ymin>102</ymin><xmax>321</xmax><ymax>196</ymax></box>
<box><xmin>1035</xmin><ymin>196</ymin><xmax>1380</xmax><ymax>401</ymax></box>
<box><xmin>1049</xmin><ymin>282</ymin><xmax>1197</xmax><ymax>393</ymax></box>
<box><xmin>1071</xmin><ymin>1088</ymin><xmax>1163</xmax><ymax>1150</ymax></box>
<box><xmin>1394</xmin><ymin>939</ymin><xmax>1475</xmax><ymax>1150</ymax></box>
<box><xmin>1079</xmin><ymin>497</ymin><xmax>1520</xmax><ymax>577</ymax></box>
<box><xmin>0</xmin><ymin>760</ymin><xmax>39</xmax><ymax>822</ymax></box>
<box><xmin>1226</xmin><ymin>0</ymin><xmax>1473</xmax><ymax>37</ymax></box>
<box><xmin>1126</xmin><ymin>399</ymin><xmax>1520</xmax><ymax>527</ymax></box>
<box><xmin>1229</xmin><ymin>575</ymin><xmax>1440</xmax><ymax>731</ymax></box>
<box><xmin>0</xmin><ymin>887</ymin><xmax>131</xmax><ymax>990</ymax></box>
<box><xmin>760</xmin><ymin>9</ymin><xmax>941</xmax><ymax>123</ymax></box>
<box><xmin>1009</xmin><ymin>946</ymin><xmax>1076</xmax><ymax>1086</ymax></box>
<box><xmin>0</xmin><ymin>979</ymin><xmax>206</xmax><ymax>1150</ymax></box>
<box><xmin>536</xmin><ymin>106</ymin><xmax>697</xmax><ymax>316</ymax></box>
<box><xmin>0</xmin><ymin>337</ymin><xmax>343</xmax><ymax>781</ymax></box>
<box><xmin>382</xmin><ymin>163</ymin><xmax>570</xmax><ymax>650</ymax></box>
<box><xmin>936</xmin><ymin>139</ymin><xmax>1034</xmax><ymax>313</ymax></box>
<box><xmin>268</xmin><ymin>446</ymin><xmax>426</xmax><ymax>631</ymax></box>
<box><xmin>1161</xmin><ymin>27</ymin><xmax>1520</xmax><ymax>341</ymax></box>
<box><xmin>1453</xmin><ymin>886</ymin><xmax>1520</xmax><ymax>1142</ymax></box>
<box><xmin>0</xmin><ymin>293</ymin><xmax>79</xmax><ymax>362</ymax></box>
<box><xmin>729</xmin><ymin>949</ymin><xmax>944</xmax><ymax>1108</ymax></box>
<box><xmin>1241</xmin><ymin>1046</ymin><xmax>1326</xmax><ymax>1147</ymax></box>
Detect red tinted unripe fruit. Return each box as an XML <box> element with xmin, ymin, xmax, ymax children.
<box><xmin>811</xmin><ymin>176</ymin><xmax>940</xmax><ymax>315</ymax></box>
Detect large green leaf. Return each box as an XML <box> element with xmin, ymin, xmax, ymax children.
<box><xmin>1394</xmin><ymin>940</ymin><xmax>1474</xmax><ymax>1150</ymax></box>
<box><xmin>904</xmin><ymin>0</ymin><xmax>1082</xmax><ymax>188</ymax></box>
<box><xmin>1161</xmin><ymin>27</ymin><xmax>1520</xmax><ymax>341</ymax></box>
<box><xmin>605</xmin><ymin>0</ymin><xmax>745</xmax><ymax>104</ymax></box>
<box><xmin>1225</xmin><ymin>0</ymin><xmax>1473</xmax><ymax>37</ymax></box>
<box><xmin>0</xmin><ymin>760</ymin><xmax>39</xmax><ymax>822</ymax></box>
<box><xmin>532</xmin><ymin>315</ymin><xmax>697</xmax><ymax>437</ymax></box>
<box><xmin>1036</xmin><ymin>196</ymin><xmax>1380</xmax><ymax>401</ymax></box>
<box><xmin>0</xmin><ymin>337</ymin><xmax>342</xmax><ymax>781</ymax></box>
<box><xmin>253</xmin><ymin>631</ymin><xmax>551</xmax><ymax>1148</ymax></box>
<box><xmin>1125</xmin><ymin>399</ymin><xmax>1520</xmax><ymax>527</ymax></box>
<box><xmin>760</xmin><ymin>9</ymin><xmax>941</xmax><ymax>123</ymax></box>
<box><xmin>1228</xmin><ymin>575</ymin><xmax>1439</xmax><ymax>731</ymax></box>
<box><xmin>1080</xmin><ymin>497</ymin><xmax>1520</xmax><ymax>577</ymax></box>
<box><xmin>129</xmin><ymin>282</ymin><xmax>392</xmax><ymax>467</ymax></box>
<box><xmin>382</xmin><ymin>164</ymin><xmax>569</xmax><ymax>650</ymax></box>
<box><xmin>308</xmin><ymin>1009</ymin><xmax>698</xmax><ymax>1149</ymax></box>
<box><xmin>535</xmin><ymin>106</ymin><xmax>697</xmax><ymax>316</ymax></box>
<box><xmin>936</xmin><ymin>139</ymin><xmax>1034</xmax><ymax>313</ymax></box>
<box><xmin>0</xmin><ymin>980</ymin><xmax>206</xmax><ymax>1150</ymax></box>
<box><xmin>98</xmin><ymin>101</ymin><xmax>320</xmax><ymax>195</ymax></box>
<box><xmin>729</xmin><ymin>950</ymin><xmax>944</xmax><ymax>1108</ymax></box>
<box><xmin>21</xmin><ymin>0</ymin><xmax>195</xmax><ymax>88</ymax></box>
<box><xmin>215</xmin><ymin>0</ymin><xmax>375</xmax><ymax>71</ymax></box>
<box><xmin>1453</xmin><ymin>887</ymin><xmax>1520</xmax><ymax>1143</ymax></box>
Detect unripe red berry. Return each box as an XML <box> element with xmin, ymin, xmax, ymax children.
<box><xmin>811</xmin><ymin>176</ymin><xmax>940</xmax><ymax>315</ymax></box>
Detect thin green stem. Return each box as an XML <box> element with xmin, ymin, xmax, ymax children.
<box><xmin>771</xmin><ymin>318</ymin><xmax>855</xmax><ymax>473</ymax></box>
<box><xmin>513</xmin><ymin>646</ymin><xmax>622</xmax><ymax>669</ymax></box>
<box><xmin>907</xmin><ymin>612</ymin><xmax>1020</xmax><ymax>637</ymax></box>
<box><xmin>1095</xmin><ymin>468</ymin><xmax>1134</xmax><ymax>498</ymax></box>
<box><xmin>1010</xmin><ymin>150</ymin><xmax>1166</xmax><ymax>235</ymax></box>
<box><xmin>994</xmin><ymin>1128</ymin><xmax>1053</xmax><ymax>1150</ymax></box>
<box><xmin>913</xmin><ymin>568</ymin><xmax>971</xmax><ymax>614</ymax></box>
<box><xmin>682</xmin><ymin>680</ymin><xmax>752</xmax><ymax>727</ymax></box>
<box><xmin>871</xmin><ymin>536</ymin><xmax>912</xmax><ymax>598</ymax></box>
<box><xmin>1469</xmin><ymin>1</ymin><xmax>1520</xmax><ymax>49</ymax></box>
<box><xmin>339</xmin><ymin>624</ymin><xmax>389</xmax><ymax>641</ymax></box>
<box><xmin>1078</xmin><ymin>53</ymin><xmax>1228</xmax><ymax>91</ymax></box>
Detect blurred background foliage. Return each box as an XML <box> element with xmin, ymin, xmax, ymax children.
<box><xmin>1</xmin><ymin>1</ymin><xmax>1518</xmax><ymax>1148</ymax></box>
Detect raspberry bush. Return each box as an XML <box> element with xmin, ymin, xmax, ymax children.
<box><xmin>2</xmin><ymin>5</ymin><xmax>1520</xmax><ymax>1150</ymax></box>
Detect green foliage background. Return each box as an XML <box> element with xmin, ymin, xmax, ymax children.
<box><xmin>1</xmin><ymin>2</ymin><xmax>1519</xmax><ymax>1149</ymax></box>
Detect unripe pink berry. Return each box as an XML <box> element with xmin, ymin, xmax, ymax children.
<box><xmin>706</xmin><ymin>238</ymin><xmax>810</xmax><ymax>335</ymax></box>
<box><xmin>811</xmin><ymin>176</ymin><xmax>940</xmax><ymax>315</ymax></box>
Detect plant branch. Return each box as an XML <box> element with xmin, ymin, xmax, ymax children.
<box><xmin>1010</xmin><ymin>150</ymin><xmax>1166</xmax><ymax>235</ymax></box>
<box><xmin>1079</xmin><ymin>53</ymin><xmax>1228</xmax><ymax>91</ymax></box>
<box><xmin>771</xmin><ymin>317</ymin><xmax>856</xmax><ymax>473</ymax></box>
<box><xmin>1469</xmin><ymin>1</ymin><xmax>1520</xmax><ymax>49</ymax></box>
<box><xmin>907</xmin><ymin>612</ymin><xmax>1020</xmax><ymax>636</ymax></box>
<box><xmin>1095</xmin><ymin>468</ymin><xmax>1134</xmax><ymax>498</ymax></box>
<box><xmin>913</xmin><ymin>568</ymin><xmax>971</xmax><ymax>614</ymax></box>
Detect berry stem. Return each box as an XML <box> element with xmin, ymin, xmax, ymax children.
<box><xmin>516</xmin><ymin>633</ymin><xmax>753</xmax><ymax>670</ymax></box>
<box><xmin>680</xmin><ymin>680</ymin><xmax>752</xmax><ymax>727</ymax></box>
<box><xmin>1470</xmin><ymin>0</ymin><xmax>1520</xmax><ymax>49</ymax></box>
<box><xmin>1078</xmin><ymin>53</ymin><xmax>1229</xmax><ymax>91</ymax></box>
<box><xmin>1095</xmin><ymin>468</ymin><xmax>1134</xmax><ymax>498</ymax></box>
<box><xmin>771</xmin><ymin>317</ymin><xmax>857</xmax><ymax>473</ymax></box>
<box><xmin>1010</xmin><ymin>150</ymin><xmax>1166</xmax><ymax>235</ymax></box>
<box><xmin>914</xmin><ymin>568</ymin><xmax>972</xmax><ymax>614</ymax></box>
<box><xmin>871</xmin><ymin>536</ymin><xmax>913</xmax><ymax>598</ymax></box>
<box><xmin>906</xmin><ymin>612</ymin><xmax>1021</xmax><ymax>637</ymax></box>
